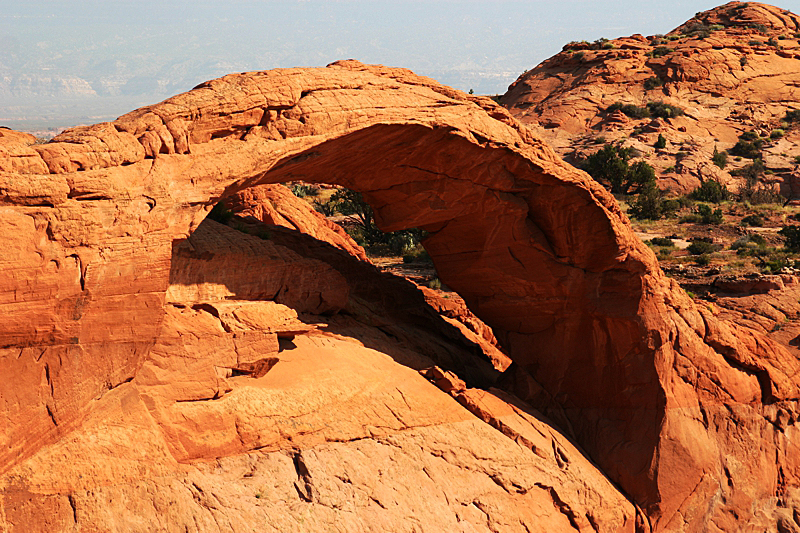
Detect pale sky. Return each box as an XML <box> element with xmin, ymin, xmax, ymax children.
<box><xmin>2</xmin><ymin>0</ymin><xmax>799</xmax><ymax>129</ymax></box>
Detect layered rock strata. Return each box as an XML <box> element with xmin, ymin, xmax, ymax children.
<box><xmin>1</xmin><ymin>59</ymin><xmax>800</xmax><ymax>531</ymax></box>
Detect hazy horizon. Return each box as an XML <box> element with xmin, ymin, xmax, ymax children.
<box><xmin>2</xmin><ymin>0</ymin><xmax>792</xmax><ymax>132</ymax></box>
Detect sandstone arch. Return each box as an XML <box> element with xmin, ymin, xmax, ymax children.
<box><xmin>2</xmin><ymin>60</ymin><xmax>800</xmax><ymax>531</ymax></box>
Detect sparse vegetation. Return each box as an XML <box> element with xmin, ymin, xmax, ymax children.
<box><xmin>730</xmin><ymin>139</ymin><xmax>764</xmax><ymax>159</ymax></box>
<box><xmin>326</xmin><ymin>187</ymin><xmax>428</xmax><ymax>257</ymax></box>
<box><xmin>690</xmin><ymin>179</ymin><xmax>729</xmax><ymax>203</ymax></box>
<box><xmin>712</xmin><ymin>147</ymin><xmax>728</xmax><ymax>169</ymax></box>
<box><xmin>649</xmin><ymin>237</ymin><xmax>675</xmax><ymax>247</ymax></box>
<box><xmin>644</xmin><ymin>76</ymin><xmax>664</xmax><ymax>90</ymax></box>
<box><xmin>654</xmin><ymin>134</ymin><xmax>667</xmax><ymax>149</ymax></box>
<box><xmin>741</xmin><ymin>214</ymin><xmax>764</xmax><ymax>227</ymax></box>
<box><xmin>584</xmin><ymin>144</ymin><xmax>656</xmax><ymax>194</ymax></box>
<box><xmin>290</xmin><ymin>183</ymin><xmax>320</xmax><ymax>198</ymax></box>
<box><xmin>650</xmin><ymin>46</ymin><xmax>673</xmax><ymax>58</ymax></box>
<box><xmin>785</xmin><ymin>109</ymin><xmax>800</xmax><ymax>123</ymax></box>
<box><xmin>688</xmin><ymin>240</ymin><xmax>716</xmax><ymax>255</ymax></box>
<box><xmin>779</xmin><ymin>225</ymin><xmax>800</xmax><ymax>252</ymax></box>
<box><xmin>605</xmin><ymin>101</ymin><xmax>684</xmax><ymax>120</ymax></box>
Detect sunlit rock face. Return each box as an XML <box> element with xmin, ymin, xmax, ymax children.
<box><xmin>1</xmin><ymin>59</ymin><xmax>800</xmax><ymax>532</ymax></box>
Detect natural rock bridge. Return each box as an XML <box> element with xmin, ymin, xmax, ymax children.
<box><xmin>1</xmin><ymin>60</ymin><xmax>799</xmax><ymax>531</ymax></box>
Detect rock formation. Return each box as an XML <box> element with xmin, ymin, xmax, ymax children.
<box><xmin>1</xmin><ymin>58</ymin><xmax>800</xmax><ymax>531</ymax></box>
<box><xmin>501</xmin><ymin>2</ymin><xmax>800</xmax><ymax>195</ymax></box>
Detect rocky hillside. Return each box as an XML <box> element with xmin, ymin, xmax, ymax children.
<box><xmin>501</xmin><ymin>1</ymin><xmax>800</xmax><ymax>195</ymax></box>
<box><xmin>3</xmin><ymin>60</ymin><xmax>800</xmax><ymax>532</ymax></box>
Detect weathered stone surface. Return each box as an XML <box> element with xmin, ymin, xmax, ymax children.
<box><xmin>227</xmin><ymin>183</ymin><xmax>369</xmax><ymax>261</ymax></box>
<box><xmin>501</xmin><ymin>2</ymin><xmax>800</xmax><ymax>195</ymax></box>
<box><xmin>1</xmin><ymin>58</ymin><xmax>800</xmax><ymax>531</ymax></box>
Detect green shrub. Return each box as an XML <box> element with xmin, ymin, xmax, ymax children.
<box><xmin>628</xmin><ymin>182</ymin><xmax>666</xmax><ymax>220</ymax></box>
<box><xmin>654</xmin><ymin>134</ymin><xmax>667</xmax><ymax>149</ymax></box>
<box><xmin>688</xmin><ymin>240</ymin><xmax>716</xmax><ymax>255</ymax></box>
<box><xmin>649</xmin><ymin>237</ymin><xmax>675</xmax><ymax>247</ymax></box>
<box><xmin>697</xmin><ymin>204</ymin><xmax>724</xmax><ymax>224</ymax></box>
<box><xmin>771</xmin><ymin>129</ymin><xmax>785</xmax><ymax>139</ymax></box>
<box><xmin>690</xmin><ymin>179</ymin><xmax>729</xmax><ymax>203</ymax></box>
<box><xmin>712</xmin><ymin>147</ymin><xmax>728</xmax><ymax>169</ymax></box>
<box><xmin>651</xmin><ymin>46</ymin><xmax>673</xmax><ymax>58</ymax></box>
<box><xmin>644</xmin><ymin>77</ymin><xmax>664</xmax><ymax>90</ymax></box>
<box><xmin>664</xmin><ymin>165</ymin><xmax>676</xmax><ymax>173</ymax></box>
<box><xmin>584</xmin><ymin>144</ymin><xmax>656</xmax><ymax>194</ymax></box>
<box><xmin>739</xmin><ymin>131</ymin><xmax>759</xmax><ymax>141</ymax></box>
<box><xmin>606</xmin><ymin>102</ymin><xmax>650</xmax><ymax>119</ymax></box>
<box><xmin>741</xmin><ymin>214</ymin><xmax>764</xmax><ymax>227</ymax></box>
<box><xmin>331</xmin><ymin>187</ymin><xmax>428</xmax><ymax>257</ymax></box>
<box><xmin>731</xmin><ymin>234</ymin><xmax>767</xmax><ymax>250</ymax></box>
<box><xmin>313</xmin><ymin>198</ymin><xmax>337</xmax><ymax>216</ymax></box>
<box><xmin>740</xmin><ymin>56</ymin><xmax>748</xmax><ymax>67</ymax></box>
<box><xmin>647</xmin><ymin>101</ymin><xmax>685</xmax><ymax>119</ymax></box>
<box><xmin>290</xmin><ymin>183</ymin><xmax>320</xmax><ymax>197</ymax></box>
<box><xmin>785</xmin><ymin>109</ymin><xmax>800</xmax><ymax>123</ymax></box>
<box><xmin>680</xmin><ymin>214</ymin><xmax>703</xmax><ymax>224</ymax></box>
<box><xmin>730</xmin><ymin>158</ymin><xmax>765</xmax><ymax>180</ymax></box>
<box><xmin>429</xmin><ymin>278</ymin><xmax>443</xmax><ymax>290</ymax></box>
<box><xmin>730</xmin><ymin>140</ymin><xmax>763</xmax><ymax>159</ymax></box>
<box><xmin>695</xmin><ymin>254</ymin><xmax>711</xmax><ymax>266</ymax></box>
<box><xmin>779</xmin><ymin>225</ymin><xmax>800</xmax><ymax>251</ymax></box>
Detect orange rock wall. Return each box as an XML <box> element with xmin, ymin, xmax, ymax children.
<box><xmin>1</xmin><ymin>59</ymin><xmax>800</xmax><ymax>531</ymax></box>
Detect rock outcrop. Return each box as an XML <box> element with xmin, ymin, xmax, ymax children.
<box><xmin>2</xmin><ymin>59</ymin><xmax>800</xmax><ymax>531</ymax></box>
<box><xmin>501</xmin><ymin>2</ymin><xmax>800</xmax><ymax>195</ymax></box>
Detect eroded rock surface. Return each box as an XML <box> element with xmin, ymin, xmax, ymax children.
<box><xmin>1</xmin><ymin>59</ymin><xmax>800</xmax><ymax>531</ymax></box>
<box><xmin>501</xmin><ymin>2</ymin><xmax>800</xmax><ymax>195</ymax></box>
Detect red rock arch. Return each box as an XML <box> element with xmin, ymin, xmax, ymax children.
<box><xmin>2</xmin><ymin>60</ymin><xmax>799</xmax><ymax>530</ymax></box>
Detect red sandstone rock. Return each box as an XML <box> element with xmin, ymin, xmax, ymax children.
<box><xmin>227</xmin><ymin>183</ymin><xmax>369</xmax><ymax>261</ymax></box>
<box><xmin>1</xmin><ymin>58</ymin><xmax>800</xmax><ymax>531</ymax></box>
<box><xmin>501</xmin><ymin>2</ymin><xmax>800</xmax><ymax>195</ymax></box>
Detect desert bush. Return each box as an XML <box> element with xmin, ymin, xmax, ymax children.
<box><xmin>712</xmin><ymin>147</ymin><xmax>728</xmax><ymax>169</ymax></box>
<box><xmin>644</xmin><ymin>77</ymin><xmax>664</xmax><ymax>90</ymax></box>
<box><xmin>697</xmin><ymin>204</ymin><xmax>724</xmax><ymax>224</ymax></box>
<box><xmin>647</xmin><ymin>101</ymin><xmax>684</xmax><ymax>119</ymax></box>
<box><xmin>688</xmin><ymin>240</ymin><xmax>716</xmax><ymax>255</ymax></box>
<box><xmin>679</xmin><ymin>214</ymin><xmax>703</xmax><ymax>224</ymax></box>
<box><xmin>786</xmin><ymin>109</ymin><xmax>800</xmax><ymax>123</ymax></box>
<box><xmin>731</xmin><ymin>233</ymin><xmax>767</xmax><ymax>250</ymax></box>
<box><xmin>584</xmin><ymin>144</ymin><xmax>656</xmax><ymax>194</ymax></box>
<box><xmin>740</xmin><ymin>214</ymin><xmax>765</xmax><ymax>227</ymax></box>
<box><xmin>628</xmin><ymin>182</ymin><xmax>668</xmax><ymax>220</ymax></box>
<box><xmin>779</xmin><ymin>225</ymin><xmax>800</xmax><ymax>252</ymax></box>
<box><xmin>649</xmin><ymin>237</ymin><xmax>675</xmax><ymax>247</ymax></box>
<box><xmin>695</xmin><ymin>254</ymin><xmax>711</xmax><ymax>266</ymax></box>
<box><xmin>654</xmin><ymin>134</ymin><xmax>667</xmax><ymax>149</ymax></box>
<box><xmin>651</xmin><ymin>46</ymin><xmax>673</xmax><ymax>58</ymax></box>
<box><xmin>313</xmin><ymin>198</ymin><xmax>337</xmax><ymax>216</ymax></box>
<box><xmin>771</xmin><ymin>129</ymin><xmax>785</xmax><ymax>139</ymax></box>
<box><xmin>730</xmin><ymin>140</ymin><xmax>763</xmax><ymax>159</ymax></box>
<box><xmin>606</xmin><ymin>102</ymin><xmax>650</xmax><ymax>119</ymax></box>
<box><xmin>689</xmin><ymin>179</ymin><xmax>729</xmax><ymax>203</ymax></box>
<box><xmin>331</xmin><ymin>188</ymin><xmax>428</xmax><ymax>257</ymax></box>
<box><xmin>290</xmin><ymin>183</ymin><xmax>319</xmax><ymax>197</ymax></box>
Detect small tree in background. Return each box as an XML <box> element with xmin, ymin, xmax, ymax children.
<box><xmin>584</xmin><ymin>144</ymin><xmax>656</xmax><ymax>194</ymax></box>
<box><xmin>654</xmin><ymin>134</ymin><xmax>667</xmax><ymax>149</ymax></box>
<box><xmin>690</xmin><ymin>179</ymin><xmax>729</xmax><ymax>203</ymax></box>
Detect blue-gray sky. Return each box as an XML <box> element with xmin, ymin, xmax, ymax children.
<box><xmin>2</xmin><ymin>0</ymin><xmax>797</xmax><ymax>129</ymax></box>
